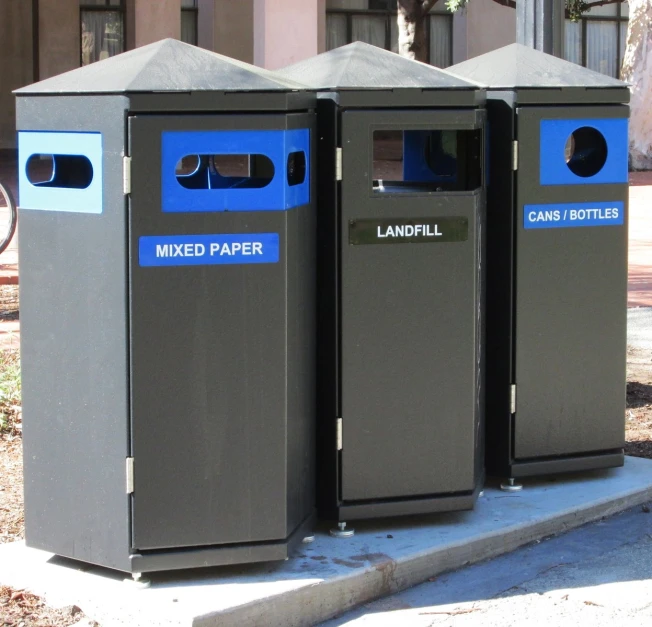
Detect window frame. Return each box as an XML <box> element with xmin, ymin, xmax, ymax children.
<box><xmin>79</xmin><ymin>0</ymin><xmax>126</xmax><ymax>66</ymax></box>
<box><xmin>565</xmin><ymin>2</ymin><xmax>629</xmax><ymax>78</ymax></box>
<box><xmin>181</xmin><ymin>0</ymin><xmax>199</xmax><ymax>46</ymax></box>
<box><xmin>325</xmin><ymin>2</ymin><xmax>454</xmax><ymax>68</ymax></box>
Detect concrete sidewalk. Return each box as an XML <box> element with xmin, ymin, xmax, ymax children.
<box><xmin>1</xmin><ymin>457</ymin><xmax>652</xmax><ymax>627</ymax></box>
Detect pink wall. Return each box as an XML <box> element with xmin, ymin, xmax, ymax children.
<box><xmin>134</xmin><ymin>0</ymin><xmax>181</xmax><ymax>47</ymax></box>
<box><xmin>254</xmin><ymin>0</ymin><xmax>321</xmax><ymax>69</ymax></box>
<box><xmin>199</xmin><ymin>0</ymin><xmax>254</xmax><ymax>63</ymax></box>
<box><xmin>39</xmin><ymin>0</ymin><xmax>80</xmax><ymax>80</ymax></box>
<box><xmin>465</xmin><ymin>0</ymin><xmax>516</xmax><ymax>60</ymax></box>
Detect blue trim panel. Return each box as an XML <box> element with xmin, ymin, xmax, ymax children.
<box><xmin>18</xmin><ymin>131</ymin><xmax>103</xmax><ymax>214</ymax></box>
<box><xmin>161</xmin><ymin>129</ymin><xmax>310</xmax><ymax>212</ymax></box>
<box><xmin>524</xmin><ymin>201</ymin><xmax>625</xmax><ymax>229</ymax></box>
<box><xmin>539</xmin><ymin>118</ymin><xmax>628</xmax><ymax>186</ymax></box>
<box><xmin>139</xmin><ymin>233</ymin><xmax>280</xmax><ymax>267</ymax></box>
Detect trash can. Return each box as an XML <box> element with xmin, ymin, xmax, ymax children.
<box><xmin>450</xmin><ymin>44</ymin><xmax>629</xmax><ymax>480</ymax></box>
<box><xmin>278</xmin><ymin>43</ymin><xmax>486</xmax><ymax>526</ymax></box>
<box><xmin>15</xmin><ymin>40</ymin><xmax>316</xmax><ymax>575</ymax></box>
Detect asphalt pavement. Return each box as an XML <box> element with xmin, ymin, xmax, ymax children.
<box><xmin>321</xmin><ymin>500</ymin><xmax>652</xmax><ymax>627</ymax></box>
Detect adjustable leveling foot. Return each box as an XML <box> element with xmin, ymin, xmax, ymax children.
<box><xmin>330</xmin><ymin>522</ymin><xmax>355</xmax><ymax>538</ymax></box>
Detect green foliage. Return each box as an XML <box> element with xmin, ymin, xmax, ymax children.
<box><xmin>0</xmin><ymin>350</ymin><xmax>21</xmax><ymax>436</ymax></box>
<box><xmin>445</xmin><ymin>0</ymin><xmax>469</xmax><ymax>12</ymax></box>
<box><xmin>444</xmin><ymin>0</ymin><xmax>623</xmax><ymax>22</ymax></box>
<box><xmin>567</xmin><ymin>0</ymin><xmax>590</xmax><ymax>21</ymax></box>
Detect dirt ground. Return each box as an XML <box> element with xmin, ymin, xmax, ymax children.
<box><xmin>625</xmin><ymin>345</ymin><xmax>652</xmax><ymax>458</ymax></box>
<box><xmin>0</xmin><ymin>286</ymin><xmax>96</xmax><ymax>626</ymax></box>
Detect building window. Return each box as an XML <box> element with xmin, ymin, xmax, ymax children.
<box><xmin>181</xmin><ymin>0</ymin><xmax>199</xmax><ymax>46</ymax></box>
<box><xmin>80</xmin><ymin>0</ymin><xmax>125</xmax><ymax>66</ymax></box>
<box><xmin>564</xmin><ymin>1</ymin><xmax>629</xmax><ymax>78</ymax></box>
<box><xmin>326</xmin><ymin>0</ymin><xmax>453</xmax><ymax>68</ymax></box>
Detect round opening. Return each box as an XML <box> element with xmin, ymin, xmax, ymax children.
<box><xmin>564</xmin><ymin>127</ymin><xmax>608</xmax><ymax>178</ymax></box>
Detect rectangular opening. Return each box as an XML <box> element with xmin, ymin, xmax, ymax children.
<box><xmin>372</xmin><ymin>129</ymin><xmax>482</xmax><ymax>193</ymax></box>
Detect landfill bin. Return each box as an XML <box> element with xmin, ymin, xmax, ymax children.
<box><xmin>451</xmin><ymin>44</ymin><xmax>629</xmax><ymax>480</ymax></box>
<box><xmin>278</xmin><ymin>43</ymin><xmax>486</xmax><ymax>526</ymax></box>
<box><xmin>15</xmin><ymin>39</ymin><xmax>316</xmax><ymax>575</ymax></box>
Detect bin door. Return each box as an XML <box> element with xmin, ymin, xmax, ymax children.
<box><xmin>127</xmin><ymin>113</ymin><xmax>312</xmax><ymax>551</ymax></box>
<box><xmin>513</xmin><ymin>105</ymin><xmax>628</xmax><ymax>460</ymax></box>
<box><xmin>338</xmin><ymin>109</ymin><xmax>483</xmax><ymax>502</ymax></box>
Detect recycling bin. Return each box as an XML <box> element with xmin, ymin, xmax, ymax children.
<box><xmin>279</xmin><ymin>42</ymin><xmax>486</xmax><ymax>524</ymax></box>
<box><xmin>15</xmin><ymin>39</ymin><xmax>316</xmax><ymax>575</ymax></box>
<box><xmin>451</xmin><ymin>44</ymin><xmax>629</xmax><ymax>479</ymax></box>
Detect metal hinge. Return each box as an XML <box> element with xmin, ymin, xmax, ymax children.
<box><xmin>510</xmin><ymin>384</ymin><xmax>517</xmax><ymax>414</ymax></box>
<box><xmin>335</xmin><ymin>147</ymin><xmax>343</xmax><ymax>181</ymax></box>
<box><xmin>126</xmin><ymin>457</ymin><xmax>134</xmax><ymax>494</ymax></box>
<box><xmin>123</xmin><ymin>156</ymin><xmax>132</xmax><ymax>194</ymax></box>
<box><xmin>512</xmin><ymin>141</ymin><xmax>518</xmax><ymax>171</ymax></box>
<box><xmin>336</xmin><ymin>418</ymin><xmax>342</xmax><ymax>451</ymax></box>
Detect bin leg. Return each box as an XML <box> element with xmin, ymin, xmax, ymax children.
<box><xmin>124</xmin><ymin>572</ymin><xmax>151</xmax><ymax>589</ymax></box>
<box><xmin>330</xmin><ymin>522</ymin><xmax>355</xmax><ymax>538</ymax></box>
<box><xmin>500</xmin><ymin>478</ymin><xmax>523</xmax><ymax>492</ymax></box>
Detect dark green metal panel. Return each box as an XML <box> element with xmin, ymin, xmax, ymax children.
<box><xmin>17</xmin><ymin>95</ymin><xmax>132</xmax><ymax>573</ymax></box>
<box><xmin>513</xmin><ymin>105</ymin><xmax>627</xmax><ymax>460</ymax></box>
<box><xmin>339</xmin><ymin>109</ymin><xmax>484</xmax><ymax>501</ymax></box>
<box><xmin>128</xmin><ymin>113</ymin><xmax>315</xmax><ymax>551</ymax></box>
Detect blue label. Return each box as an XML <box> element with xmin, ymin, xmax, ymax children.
<box><xmin>524</xmin><ymin>202</ymin><xmax>624</xmax><ymax>229</ymax></box>
<box><xmin>139</xmin><ymin>233</ymin><xmax>279</xmax><ymax>267</ymax></box>
<box><xmin>539</xmin><ymin>118</ymin><xmax>628</xmax><ymax>186</ymax></box>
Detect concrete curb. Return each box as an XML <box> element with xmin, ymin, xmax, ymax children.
<box><xmin>3</xmin><ymin>457</ymin><xmax>652</xmax><ymax>627</ymax></box>
<box><xmin>206</xmin><ymin>473</ymin><xmax>652</xmax><ymax>627</ymax></box>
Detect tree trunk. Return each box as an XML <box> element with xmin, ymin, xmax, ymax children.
<box><xmin>621</xmin><ymin>0</ymin><xmax>652</xmax><ymax>170</ymax></box>
<box><xmin>397</xmin><ymin>0</ymin><xmax>437</xmax><ymax>63</ymax></box>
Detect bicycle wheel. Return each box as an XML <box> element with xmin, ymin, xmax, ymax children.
<box><xmin>0</xmin><ymin>181</ymin><xmax>17</xmax><ymax>256</ymax></box>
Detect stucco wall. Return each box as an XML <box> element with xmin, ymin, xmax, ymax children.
<box><xmin>254</xmin><ymin>0</ymin><xmax>320</xmax><ymax>69</ymax></box>
<box><xmin>199</xmin><ymin>0</ymin><xmax>254</xmax><ymax>63</ymax></box>
<box><xmin>0</xmin><ymin>1</ymin><xmax>33</xmax><ymax>149</ymax></box>
<box><xmin>134</xmin><ymin>0</ymin><xmax>180</xmax><ymax>46</ymax></box>
<box><xmin>39</xmin><ymin>0</ymin><xmax>79</xmax><ymax>80</ymax></box>
<box><xmin>464</xmin><ymin>0</ymin><xmax>516</xmax><ymax>60</ymax></box>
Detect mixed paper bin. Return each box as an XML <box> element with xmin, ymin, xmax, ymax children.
<box><xmin>16</xmin><ymin>40</ymin><xmax>316</xmax><ymax>575</ymax></box>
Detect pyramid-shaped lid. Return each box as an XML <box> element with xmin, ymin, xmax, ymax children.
<box><xmin>15</xmin><ymin>39</ymin><xmax>306</xmax><ymax>95</ymax></box>
<box><xmin>448</xmin><ymin>43</ymin><xmax>625</xmax><ymax>89</ymax></box>
<box><xmin>276</xmin><ymin>42</ymin><xmax>476</xmax><ymax>90</ymax></box>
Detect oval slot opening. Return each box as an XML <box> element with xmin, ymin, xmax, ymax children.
<box><xmin>287</xmin><ymin>151</ymin><xmax>306</xmax><ymax>186</ymax></box>
<box><xmin>26</xmin><ymin>154</ymin><xmax>94</xmax><ymax>190</ymax></box>
<box><xmin>175</xmin><ymin>154</ymin><xmax>274</xmax><ymax>190</ymax></box>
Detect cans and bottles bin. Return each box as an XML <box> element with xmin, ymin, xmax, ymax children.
<box><xmin>14</xmin><ymin>39</ymin><xmax>629</xmax><ymax>576</ymax></box>
<box><xmin>451</xmin><ymin>43</ymin><xmax>629</xmax><ymax>480</ymax></box>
